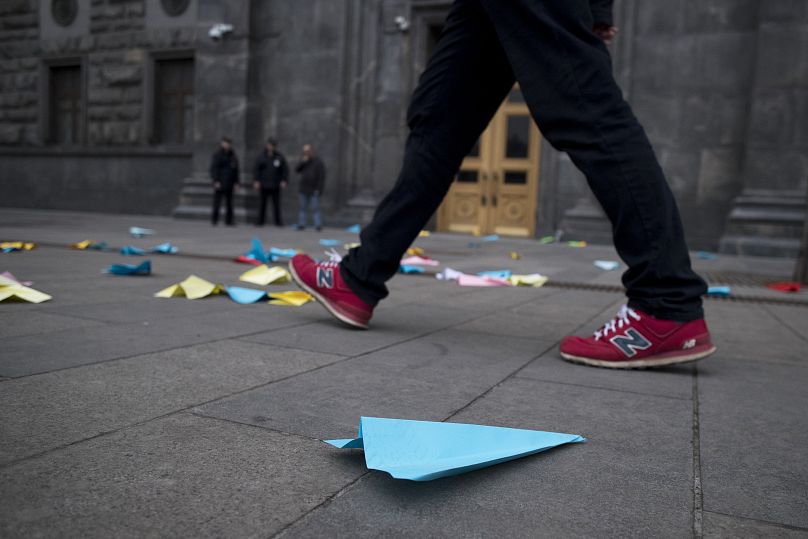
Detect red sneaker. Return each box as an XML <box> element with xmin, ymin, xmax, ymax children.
<box><xmin>559</xmin><ymin>305</ymin><xmax>716</xmax><ymax>368</ymax></box>
<box><xmin>289</xmin><ymin>254</ymin><xmax>373</xmax><ymax>329</ymax></box>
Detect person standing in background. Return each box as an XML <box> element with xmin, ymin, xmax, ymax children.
<box><xmin>294</xmin><ymin>144</ymin><xmax>326</xmax><ymax>231</ymax></box>
<box><xmin>209</xmin><ymin>136</ymin><xmax>240</xmax><ymax>226</ymax></box>
<box><xmin>253</xmin><ymin>137</ymin><xmax>289</xmax><ymax>227</ymax></box>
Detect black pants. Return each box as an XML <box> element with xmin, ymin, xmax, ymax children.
<box><xmin>257</xmin><ymin>187</ymin><xmax>283</xmax><ymax>226</ymax></box>
<box><xmin>341</xmin><ymin>0</ymin><xmax>706</xmax><ymax>321</ymax></box>
<box><xmin>212</xmin><ymin>188</ymin><xmax>234</xmax><ymax>225</ymax></box>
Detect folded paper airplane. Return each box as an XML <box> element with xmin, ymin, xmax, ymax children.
<box><xmin>400</xmin><ymin>255</ymin><xmax>439</xmax><ymax>266</ymax></box>
<box><xmin>706</xmin><ymin>285</ymin><xmax>731</xmax><ymax>297</ymax></box>
<box><xmin>344</xmin><ymin>242</ymin><xmax>361</xmax><ymax>250</ymax></box>
<box><xmin>477</xmin><ymin>269</ymin><xmax>513</xmax><ymax>279</ymax></box>
<box><xmin>1</xmin><ymin>241</ymin><xmax>35</xmax><ymax>252</ymax></box>
<box><xmin>120</xmin><ymin>245</ymin><xmax>146</xmax><ymax>256</ymax></box>
<box><xmin>104</xmin><ymin>260</ymin><xmax>151</xmax><ymax>276</ymax></box>
<box><xmin>246</xmin><ymin>238</ymin><xmax>270</xmax><ymax>264</ymax></box>
<box><xmin>70</xmin><ymin>240</ymin><xmax>107</xmax><ymax>250</ymax></box>
<box><xmin>239</xmin><ymin>264</ymin><xmax>290</xmax><ymax>286</ymax></box>
<box><xmin>345</xmin><ymin>224</ymin><xmax>361</xmax><ymax>233</ymax></box>
<box><xmin>593</xmin><ymin>260</ymin><xmax>620</xmax><ymax>271</ymax></box>
<box><xmin>418</xmin><ymin>230</ymin><xmax>431</xmax><ymax>238</ymax></box>
<box><xmin>234</xmin><ymin>255</ymin><xmax>263</xmax><ymax>265</ymax></box>
<box><xmin>509</xmin><ymin>274</ymin><xmax>548</xmax><ymax>287</ymax></box>
<box><xmin>0</xmin><ymin>273</ymin><xmax>51</xmax><ymax>303</ymax></box>
<box><xmin>226</xmin><ymin>286</ymin><xmax>269</xmax><ymax>304</ymax></box>
<box><xmin>268</xmin><ymin>247</ymin><xmax>297</xmax><ymax>259</ymax></box>
<box><xmin>538</xmin><ymin>236</ymin><xmax>555</xmax><ymax>244</ymax></box>
<box><xmin>509</xmin><ymin>251</ymin><xmax>522</xmax><ymax>260</ymax></box>
<box><xmin>319</xmin><ymin>239</ymin><xmax>341</xmax><ymax>247</ymax></box>
<box><xmin>325</xmin><ymin>417</ymin><xmax>585</xmax><ymax>481</ymax></box>
<box><xmin>129</xmin><ymin>227</ymin><xmax>155</xmax><ymax>238</ymax></box>
<box><xmin>155</xmin><ymin>275</ymin><xmax>224</xmax><ymax>299</ymax></box>
<box><xmin>767</xmin><ymin>281</ymin><xmax>802</xmax><ymax>293</ymax></box>
<box><xmin>567</xmin><ymin>241</ymin><xmax>587</xmax><ymax>248</ymax></box>
<box><xmin>458</xmin><ymin>274</ymin><xmax>511</xmax><ymax>287</ymax></box>
<box><xmin>481</xmin><ymin>234</ymin><xmax>499</xmax><ymax>242</ymax></box>
<box><xmin>151</xmin><ymin>242</ymin><xmax>178</xmax><ymax>254</ymax></box>
<box><xmin>399</xmin><ymin>264</ymin><xmax>426</xmax><ymax>274</ymax></box>
<box><xmin>1</xmin><ymin>271</ymin><xmax>32</xmax><ymax>286</ymax></box>
<box><xmin>268</xmin><ymin>291</ymin><xmax>313</xmax><ymax>306</ymax></box>
<box><xmin>406</xmin><ymin>247</ymin><xmax>425</xmax><ymax>256</ymax></box>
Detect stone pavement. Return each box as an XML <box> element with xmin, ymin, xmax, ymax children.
<box><xmin>1</xmin><ymin>208</ymin><xmax>807</xmax><ymax>538</ymax></box>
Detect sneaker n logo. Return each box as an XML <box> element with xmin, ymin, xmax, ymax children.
<box><xmin>610</xmin><ymin>328</ymin><xmax>652</xmax><ymax>357</ymax></box>
<box><xmin>317</xmin><ymin>267</ymin><xmax>334</xmax><ymax>289</ymax></box>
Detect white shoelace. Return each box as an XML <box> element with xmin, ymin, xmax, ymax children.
<box><xmin>594</xmin><ymin>305</ymin><xmax>641</xmax><ymax>340</ymax></box>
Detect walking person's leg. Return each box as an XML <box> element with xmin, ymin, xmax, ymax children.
<box><xmin>312</xmin><ymin>193</ymin><xmax>322</xmax><ymax>230</ymax></box>
<box><xmin>297</xmin><ymin>193</ymin><xmax>308</xmax><ymax>229</ymax></box>
<box><xmin>224</xmin><ymin>189</ymin><xmax>234</xmax><ymax>225</ymax></box>
<box><xmin>211</xmin><ymin>190</ymin><xmax>222</xmax><ymax>225</ymax></box>
<box><xmin>258</xmin><ymin>187</ymin><xmax>268</xmax><ymax>226</ymax></box>
<box><xmin>271</xmin><ymin>189</ymin><xmax>283</xmax><ymax>226</ymax></box>
<box><xmin>290</xmin><ymin>0</ymin><xmax>515</xmax><ymax>327</ymax></box>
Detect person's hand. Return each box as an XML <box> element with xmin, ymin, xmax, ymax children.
<box><xmin>593</xmin><ymin>24</ymin><xmax>618</xmax><ymax>45</ymax></box>
<box><xmin>281</xmin><ymin>181</ymin><xmax>287</xmax><ymax>189</ymax></box>
<box><xmin>253</xmin><ymin>181</ymin><xmax>260</xmax><ymax>191</ymax></box>
<box><xmin>213</xmin><ymin>181</ymin><xmax>221</xmax><ymax>190</ymax></box>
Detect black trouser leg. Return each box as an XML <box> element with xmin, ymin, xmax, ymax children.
<box><xmin>224</xmin><ymin>189</ymin><xmax>234</xmax><ymax>225</ymax></box>
<box><xmin>211</xmin><ymin>189</ymin><xmax>222</xmax><ymax>225</ymax></box>
<box><xmin>269</xmin><ymin>188</ymin><xmax>283</xmax><ymax>226</ymax></box>
<box><xmin>340</xmin><ymin>0</ymin><xmax>515</xmax><ymax>305</ymax></box>
<box><xmin>258</xmin><ymin>188</ymin><xmax>269</xmax><ymax>226</ymax></box>
<box><xmin>476</xmin><ymin>0</ymin><xmax>705</xmax><ymax>320</ymax></box>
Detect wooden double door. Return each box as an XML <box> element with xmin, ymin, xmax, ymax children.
<box><xmin>437</xmin><ymin>86</ymin><xmax>541</xmax><ymax>237</ymax></box>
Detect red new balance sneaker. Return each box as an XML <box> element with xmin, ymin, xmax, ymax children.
<box><xmin>289</xmin><ymin>254</ymin><xmax>373</xmax><ymax>329</ymax></box>
<box><xmin>560</xmin><ymin>305</ymin><xmax>716</xmax><ymax>368</ymax></box>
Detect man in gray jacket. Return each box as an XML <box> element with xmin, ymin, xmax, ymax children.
<box><xmin>294</xmin><ymin>144</ymin><xmax>326</xmax><ymax>231</ymax></box>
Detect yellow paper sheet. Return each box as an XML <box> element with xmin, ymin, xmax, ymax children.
<box><xmin>268</xmin><ymin>291</ymin><xmax>313</xmax><ymax>306</ymax></box>
<box><xmin>509</xmin><ymin>274</ymin><xmax>549</xmax><ymax>287</ymax></box>
<box><xmin>418</xmin><ymin>230</ymin><xmax>431</xmax><ymax>237</ymax></box>
<box><xmin>344</xmin><ymin>242</ymin><xmax>361</xmax><ymax>250</ymax></box>
<box><xmin>0</xmin><ymin>275</ymin><xmax>51</xmax><ymax>303</ymax></box>
<box><xmin>406</xmin><ymin>247</ymin><xmax>425</xmax><ymax>256</ymax></box>
<box><xmin>70</xmin><ymin>240</ymin><xmax>93</xmax><ymax>249</ymax></box>
<box><xmin>155</xmin><ymin>275</ymin><xmax>224</xmax><ymax>299</ymax></box>
<box><xmin>239</xmin><ymin>265</ymin><xmax>290</xmax><ymax>286</ymax></box>
<box><xmin>1</xmin><ymin>241</ymin><xmax>35</xmax><ymax>250</ymax></box>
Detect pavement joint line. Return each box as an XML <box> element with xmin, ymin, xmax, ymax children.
<box><xmin>270</xmin><ymin>296</ymin><xmax>622</xmax><ymax>537</ymax></box>
<box><xmin>183</xmin><ymin>411</ymin><xmax>326</xmax><ymax>443</ymax></box>
<box><xmin>512</xmin><ymin>373</ymin><xmax>693</xmax><ymax>402</ymax></box>
<box><xmin>234</xmin><ymin>335</ymin><xmax>353</xmax><ymax>357</ymax></box>
<box><xmin>0</xmin><ymin>319</ymin><xmax>316</xmax><ymax>380</ymax></box>
<box><xmin>762</xmin><ymin>303</ymin><xmax>808</xmax><ymax>345</ymax></box>
<box><xmin>692</xmin><ymin>367</ymin><xmax>704</xmax><ymax>539</ymax></box>
<box><xmin>701</xmin><ymin>510</ymin><xmax>808</xmax><ymax>533</ymax></box>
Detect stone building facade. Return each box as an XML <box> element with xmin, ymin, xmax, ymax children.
<box><xmin>0</xmin><ymin>0</ymin><xmax>806</xmax><ymax>256</ymax></box>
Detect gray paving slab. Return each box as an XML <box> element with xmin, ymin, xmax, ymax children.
<box><xmin>197</xmin><ymin>326</ymin><xmax>553</xmax><ymax>442</ymax></box>
<box><xmin>0</xmin><ymin>304</ymin><xmax>314</xmax><ymax>377</ymax></box>
<box><xmin>702</xmin><ymin>511</ymin><xmax>808</xmax><ymax>538</ymax></box>
<box><xmin>0</xmin><ymin>339</ymin><xmax>344</xmax><ymax>465</ymax></box>
<box><xmin>765</xmin><ymin>304</ymin><xmax>808</xmax><ymax>345</ymax></box>
<box><xmin>0</xmin><ymin>413</ymin><xmax>365</xmax><ymax>538</ymax></box>
<box><xmin>0</xmin><ymin>309</ymin><xmax>102</xmax><ymax>338</ymax></box>
<box><xmin>698</xmin><ymin>357</ymin><xmax>808</xmax><ymax>528</ymax></box>
<box><xmin>281</xmin><ymin>376</ymin><xmax>694</xmax><ymax>538</ymax></box>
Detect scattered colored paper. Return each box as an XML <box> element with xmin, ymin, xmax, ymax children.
<box><xmin>120</xmin><ymin>245</ymin><xmax>146</xmax><ymax>256</ymax></box>
<box><xmin>151</xmin><ymin>242</ymin><xmax>178</xmax><ymax>254</ymax></box>
<box><xmin>0</xmin><ymin>274</ymin><xmax>51</xmax><ymax>303</ymax></box>
<box><xmin>538</xmin><ymin>236</ymin><xmax>555</xmax><ymax>244</ymax></box>
<box><xmin>234</xmin><ymin>255</ymin><xmax>263</xmax><ymax>265</ymax></box>
<box><xmin>481</xmin><ymin>234</ymin><xmax>499</xmax><ymax>242</ymax></box>
<box><xmin>418</xmin><ymin>230</ymin><xmax>431</xmax><ymax>238</ymax></box>
<box><xmin>0</xmin><ymin>271</ymin><xmax>32</xmax><ymax>286</ymax></box>
<box><xmin>696</xmin><ymin>251</ymin><xmax>717</xmax><ymax>260</ymax></box>
<box><xmin>436</xmin><ymin>267</ymin><xmax>464</xmax><ymax>281</ymax></box>
<box><xmin>706</xmin><ymin>285</ymin><xmax>731</xmax><ymax>297</ymax></box>
<box><xmin>325</xmin><ymin>417</ymin><xmax>585</xmax><ymax>481</ymax></box>
<box><xmin>406</xmin><ymin>247</ymin><xmax>425</xmax><ymax>256</ymax></box>
<box><xmin>155</xmin><ymin>275</ymin><xmax>224</xmax><ymax>299</ymax></box>
<box><xmin>399</xmin><ymin>265</ymin><xmax>426</xmax><ymax>274</ymax></box>
<box><xmin>70</xmin><ymin>240</ymin><xmax>107</xmax><ymax>250</ymax></box>
<box><xmin>1</xmin><ymin>242</ymin><xmax>35</xmax><ymax>252</ymax></box>
<box><xmin>509</xmin><ymin>274</ymin><xmax>549</xmax><ymax>287</ymax></box>
<box><xmin>247</xmin><ymin>238</ymin><xmax>269</xmax><ymax>264</ymax></box>
<box><xmin>345</xmin><ymin>224</ymin><xmax>361</xmax><ymax>233</ymax></box>
<box><xmin>268</xmin><ymin>247</ymin><xmax>297</xmax><ymax>259</ymax></box>
<box><xmin>567</xmin><ymin>241</ymin><xmax>587</xmax><ymax>248</ymax></box>
<box><xmin>767</xmin><ymin>282</ymin><xmax>802</xmax><ymax>293</ymax></box>
<box><xmin>319</xmin><ymin>239</ymin><xmax>341</xmax><ymax>247</ymax></box>
<box><xmin>477</xmin><ymin>270</ymin><xmax>513</xmax><ymax>279</ymax></box>
<box><xmin>509</xmin><ymin>251</ymin><xmax>522</xmax><ymax>260</ymax></box>
<box><xmin>344</xmin><ymin>243</ymin><xmax>361</xmax><ymax>250</ymax></box>
<box><xmin>594</xmin><ymin>260</ymin><xmax>620</xmax><ymax>271</ymax></box>
<box><xmin>226</xmin><ymin>286</ymin><xmax>269</xmax><ymax>304</ymax></box>
<box><xmin>129</xmin><ymin>227</ymin><xmax>155</xmax><ymax>238</ymax></box>
<box><xmin>268</xmin><ymin>291</ymin><xmax>313</xmax><ymax>306</ymax></box>
<box><xmin>458</xmin><ymin>274</ymin><xmax>511</xmax><ymax>287</ymax></box>
<box><xmin>400</xmin><ymin>256</ymin><xmax>439</xmax><ymax>266</ymax></box>
<box><xmin>104</xmin><ymin>260</ymin><xmax>151</xmax><ymax>276</ymax></box>
<box><xmin>239</xmin><ymin>265</ymin><xmax>290</xmax><ymax>286</ymax></box>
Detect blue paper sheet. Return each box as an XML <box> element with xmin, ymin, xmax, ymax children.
<box><xmin>345</xmin><ymin>224</ymin><xmax>361</xmax><ymax>233</ymax></box>
<box><xmin>399</xmin><ymin>265</ymin><xmax>426</xmax><ymax>274</ymax></box>
<box><xmin>151</xmin><ymin>242</ymin><xmax>178</xmax><ymax>254</ymax></box>
<box><xmin>104</xmin><ymin>260</ymin><xmax>151</xmax><ymax>276</ymax></box>
<box><xmin>120</xmin><ymin>245</ymin><xmax>146</xmax><ymax>256</ymax></box>
<box><xmin>325</xmin><ymin>417</ymin><xmax>585</xmax><ymax>481</ymax></box>
<box><xmin>706</xmin><ymin>285</ymin><xmax>731</xmax><ymax>297</ymax></box>
<box><xmin>481</xmin><ymin>234</ymin><xmax>499</xmax><ymax>242</ymax></box>
<box><xmin>477</xmin><ymin>269</ymin><xmax>512</xmax><ymax>279</ymax></box>
<box><xmin>226</xmin><ymin>286</ymin><xmax>269</xmax><ymax>304</ymax></box>
<box><xmin>319</xmin><ymin>239</ymin><xmax>341</xmax><ymax>247</ymax></box>
<box><xmin>268</xmin><ymin>247</ymin><xmax>297</xmax><ymax>259</ymax></box>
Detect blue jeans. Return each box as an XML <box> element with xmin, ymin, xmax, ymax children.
<box><xmin>298</xmin><ymin>192</ymin><xmax>321</xmax><ymax>228</ymax></box>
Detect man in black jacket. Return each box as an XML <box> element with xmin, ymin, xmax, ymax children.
<box><xmin>252</xmin><ymin>138</ymin><xmax>289</xmax><ymax>227</ymax></box>
<box><xmin>209</xmin><ymin>136</ymin><xmax>240</xmax><ymax>226</ymax></box>
<box><xmin>294</xmin><ymin>144</ymin><xmax>326</xmax><ymax>231</ymax></box>
<box><xmin>290</xmin><ymin>0</ymin><xmax>716</xmax><ymax>370</ymax></box>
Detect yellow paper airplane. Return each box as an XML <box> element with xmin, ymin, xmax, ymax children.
<box><xmin>1</xmin><ymin>241</ymin><xmax>35</xmax><ymax>251</ymax></box>
<box><xmin>239</xmin><ymin>265</ymin><xmax>290</xmax><ymax>286</ymax></box>
<box><xmin>0</xmin><ymin>274</ymin><xmax>51</xmax><ymax>303</ymax></box>
<box><xmin>268</xmin><ymin>291</ymin><xmax>313</xmax><ymax>306</ymax></box>
<box><xmin>406</xmin><ymin>247</ymin><xmax>425</xmax><ymax>256</ymax></box>
<box><xmin>418</xmin><ymin>230</ymin><xmax>431</xmax><ymax>238</ymax></box>
<box><xmin>509</xmin><ymin>274</ymin><xmax>549</xmax><ymax>287</ymax></box>
<box><xmin>155</xmin><ymin>275</ymin><xmax>224</xmax><ymax>300</ymax></box>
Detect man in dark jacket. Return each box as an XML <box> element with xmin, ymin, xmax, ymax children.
<box><xmin>294</xmin><ymin>144</ymin><xmax>326</xmax><ymax>231</ymax></box>
<box><xmin>209</xmin><ymin>136</ymin><xmax>240</xmax><ymax>226</ymax></box>
<box><xmin>252</xmin><ymin>137</ymin><xmax>289</xmax><ymax>227</ymax></box>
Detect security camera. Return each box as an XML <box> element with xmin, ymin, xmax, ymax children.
<box><xmin>208</xmin><ymin>23</ymin><xmax>234</xmax><ymax>41</ymax></box>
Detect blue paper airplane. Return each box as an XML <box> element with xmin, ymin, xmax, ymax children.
<box><xmin>104</xmin><ymin>260</ymin><xmax>151</xmax><ymax>276</ymax></box>
<box><xmin>120</xmin><ymin>245</ymin><xmax>146</xmax><ymax>256</ymax></box>
<box><xmin>477</xmin><ymin>269</ymin><xmax>512</xmax><ymax>279</ymax></box>
<box><xmin>247</xmin><ymin>237</ymin><xmax>269</xmax><ymax>264</ymax></box>
<box><xmin>345</xmin><ymin>224</ymin><xmax>361</xmax><ymax>233</ymax></box>
<box><xmin>151</xmin><ymin>242</ymin><xmax>178</xmax><ymax>254</ymax></box>
<box><xmin>399</xmin><ymin>265</ymin><xmax>425</xmax><ymax>274</ymax></box>
<box><xmin>325</xmin><ymin>417</ymin><xmax>585</xmax><ymax>481</ymax></box>
<box><xmin>129</xmin><ymin>227</ymin><xmax>154</xmax><ymax>238</ymax></box>
<box><xmin>268</xmin><ymin>247</ymin><xmax>297</xmax><ymax>259</ymax></box>
<box><xmin>706</xmin><ymin>285</ymin><xmax>731</xmax><ymax>297</ymax></box>
<box><xmin>226</xmin><ymin>286</ymin><xmax>268</xmax><ymax>304</ymax></box>
<box><xmin>319</xmin><ymin>239</ymin><xmax>341</xmax><ymax>247</ymax></box>
<box><xmin>481</xmin><ymin>234</ymin><xmax>499</xmax><ymax>242</ymax></box>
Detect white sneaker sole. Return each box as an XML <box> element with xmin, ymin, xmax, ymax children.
<box><xmin>560</xmin><ymin>346</ymin><xmax>716</xmax><ymax>369</ymax></box>
<box><xmin>289</xmin><ymin>261</ymin><xmax>369</xmax><ymax>330</ymax></box>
